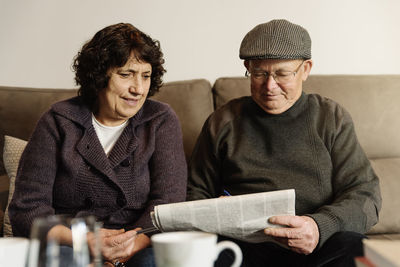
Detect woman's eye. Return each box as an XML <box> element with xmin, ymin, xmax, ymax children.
<box><xmin>119</xmin><ymin>73</ymin><xmax>130</xmax><ymax>78</ymax></box>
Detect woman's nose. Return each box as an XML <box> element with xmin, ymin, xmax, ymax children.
<box><xmin>129</xmin><ymin>77</ymin><xmax>144</xmax><ymax>95</ymax></box>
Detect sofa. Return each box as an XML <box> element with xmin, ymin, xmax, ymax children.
<box><xmin>1</xmin><ymin>75</ymin><xmax>400</xmax><ymax>240</ymax></box>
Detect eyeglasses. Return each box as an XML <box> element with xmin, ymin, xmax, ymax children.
<box><xmin>245</xmin><ymin>61</ymin><xmax>304</xmax><ymax>84</ymax></box>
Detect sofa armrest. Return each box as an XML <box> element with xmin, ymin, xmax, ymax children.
<box><xmin>367</xmin><ymin>157</ymin><xmax>400</xmax><ymax>234</ymax></box>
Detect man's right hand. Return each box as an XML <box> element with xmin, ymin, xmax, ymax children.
<box><xmin>264</xmin><ymin>215</ymin><xmax>319</xmax><ymax>255</ymax></box>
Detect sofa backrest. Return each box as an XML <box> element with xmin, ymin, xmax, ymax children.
<box><xmin>150</xmin><ymin>79</ymin><xmax>213</xmax><ymax>159</ymax></box>
<box><xmin>0</xmin><ymin>87</ymin><xmax>78</xmax><ymax>141</ymax></box>
<box><xmin>0</xmin><ymin>86</ymin><xmax>77</xmax><ymax>177</ymax></box>
<box><xmin>212</xmin><ymin>75</ymin><xmax>400</xmax><ymax>159</ymax></box>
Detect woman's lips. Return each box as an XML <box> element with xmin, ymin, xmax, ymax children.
<box><xmin>123</xmin><ymin>97</ymin><xmax>139</xmax><ymax>106</ymax></box>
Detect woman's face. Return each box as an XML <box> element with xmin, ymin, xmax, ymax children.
<box><xmin>96</xmin><ymin>52</ymin><xmax>152</xmax><ymax>126</ymax></box>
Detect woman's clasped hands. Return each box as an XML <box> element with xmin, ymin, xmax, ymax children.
<box><xmin>88</xmin><ymin>227</ymin><xmax>151</xmax><ymax>266</ymax></box>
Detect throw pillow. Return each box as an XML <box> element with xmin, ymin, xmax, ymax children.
<box><xmin>3</xmin><ymin>135</ymin><xmax>27</xmax><ymax>237</ymax></box>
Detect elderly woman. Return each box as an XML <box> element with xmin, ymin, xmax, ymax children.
<box><xmin>9</xmin><ymin>23</ymin><xmax>187</xmax><ymax>266</ymax></box>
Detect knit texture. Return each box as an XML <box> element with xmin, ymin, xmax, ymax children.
<box><xmin>188</xmin><ymin>93</ymin><xmax>381</xmax><ymax>248</ymax></box>
<box><xmin>9</xmin><ymin>96</ymin><xmax>187</xmax><ymax>237</ymax></box>
<box><xmin>239</xmin><ymin>19</ymin><xmax>311</xmax><ymax>60</ymax></box>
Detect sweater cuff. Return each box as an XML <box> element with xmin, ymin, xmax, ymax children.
<box><xmin>306</xmin><ymin>212</ymin><xmax>340</xmax><ymax>249</ymax></box>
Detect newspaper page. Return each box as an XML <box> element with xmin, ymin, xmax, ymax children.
<box><xmin>151</xmin><ymin>189</ymin><xmax>295</xmax><ymax>243</ymax></box>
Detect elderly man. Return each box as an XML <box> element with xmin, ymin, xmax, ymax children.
<box><xmin>187</xmin><ymin>19</ymin><xmax>381</xmax><ymax>266</ymax></box>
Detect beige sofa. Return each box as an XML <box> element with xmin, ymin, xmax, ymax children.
<box><xmin>1</xmin><ymin>75</ymin><xmax>400</xmax><ymax>240</ymax></box>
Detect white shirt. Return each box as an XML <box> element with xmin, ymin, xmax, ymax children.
<box><xmin>92</xmin><ymin>114</ymin><xmax>129</xmax><ymax>156</ymax></box>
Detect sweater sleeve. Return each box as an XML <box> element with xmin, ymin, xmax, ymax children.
<box><xmin>187</xmin><ymin>115</ymin><xmax>225</xmax><ymax>200</ymax></box>
<box><xmin>133</xmin><ymin>108</ymin><xmax>187</xmax><ymax>230</ymax></box>
<box><xmin>307</xmin><ymin>107</ymin><xmax>382</xmax><ymax>248</ymax></box>
<box><xmin>8</xmin><ymin>111</ymin><xmax>60</xmax><ymax>237</ymax></box>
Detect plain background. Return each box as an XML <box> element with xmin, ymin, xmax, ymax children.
<box><xmin>0</xmin><ymin>0</ymin><xmax>399</xmax><ymax>89</ymax></box>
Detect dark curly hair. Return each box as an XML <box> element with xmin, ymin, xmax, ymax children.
<box><xmin>73</xmin><ymin>23</ymin><xmax>166</xmax><ymax>110</ymax></box>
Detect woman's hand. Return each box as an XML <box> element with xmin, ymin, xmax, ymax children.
<box><xmin>130</xmin><ymin>230</ymin><xmax>151</xmax><ymax>255</ymax></box>
<box><xmin>49</xmin><ymin>225</ymin><xmax>150</xmax><ymax>264</ymax></box>
<box><xmin>95</xmin><ymin>228</ymin><xmax>136</xmax><ymax>263</ymax></box>
<box><xmin>88</xmin><ymin>227</ymin><xmax>151</xmax><ymax>264</ymax></box>
<box><xmin>47</xmin><ymin>224</ymin><xmax>73</xmax><ymax>245</ymax></box>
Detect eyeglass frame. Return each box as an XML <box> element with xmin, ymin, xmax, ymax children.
<box><xmin>245</xmin><ymin>60</ymin><xmax>305</xmax><ymax>84</ymax></box>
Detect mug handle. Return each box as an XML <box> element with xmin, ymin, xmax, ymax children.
<box><xmin>215</xmin><ymin>241</ymin><xmax>243</xmax><ymax>267</ymax></box>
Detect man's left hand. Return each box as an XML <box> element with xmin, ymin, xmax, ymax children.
<box><xmin>264</xmin><ymin>215</ymin><xmax>319</xmax><ymax>255</ymax></box>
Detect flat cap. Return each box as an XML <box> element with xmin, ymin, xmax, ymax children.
<box><xmin>239</xmin><ymin>19</ymin><xmax>311</xmax><ymax>60</ymax></box>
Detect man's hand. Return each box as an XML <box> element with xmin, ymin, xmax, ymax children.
<box><xmin>264</xmin><ymin>215</ymin><xmax>319</xmax><ymax>255</ymax></box>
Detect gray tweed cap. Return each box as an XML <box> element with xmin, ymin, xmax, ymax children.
<box><xmin>239</xmin><ymin>19</ymin><xmax>311</xmax><ymax>60</ymax></box>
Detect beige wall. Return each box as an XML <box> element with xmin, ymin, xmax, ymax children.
<box><xmin>0</xmin><ymin>0</ymin><xmax>399</xmax><ymax>89</ymax></box>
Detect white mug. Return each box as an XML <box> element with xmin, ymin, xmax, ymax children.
<box><xmin>0</xmin><ymin>237</ymin><xmax>30</xmax><ymax>267</ymax></box>
<box><xmin>151</xmin><ymin>231</ymin><xmax>242</xmax><ymax>267</ymax></box>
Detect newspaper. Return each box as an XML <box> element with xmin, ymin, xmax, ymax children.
<box><xmin>151</xmin><ymin>189</ymin><xmax>295</xmax><ymax>243</ymax></box>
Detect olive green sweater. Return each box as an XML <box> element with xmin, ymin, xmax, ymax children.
<box><xmin>187</xmin><ymin>93</ymin><xmax>381</xmax><ymax>247</ymax></box>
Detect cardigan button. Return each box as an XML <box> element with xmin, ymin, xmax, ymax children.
<box><xmin>117</xmin><ymin>197</ymin><xmax>127</xmax><ymax>207</ymax></box>
<box><xmin>121</xmin><ymin>158</ymin><xmax>131</xmax><ymax>167</ymax></box>
<box><xmin>84</xmin><ymin>197</ymin><xmax>94</xmax><ymax>208</ymax></box>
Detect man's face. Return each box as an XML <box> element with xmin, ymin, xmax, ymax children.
<box><xmin>246</xmin><ymin>59</ymin><xmax>312</xmax><ymax>114</ymax></box>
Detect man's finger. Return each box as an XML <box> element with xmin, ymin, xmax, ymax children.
<box><xmin>264</xmin><ymin>227</ymin><xmax>301</xmax><ymax>239</ymax></box>
<box><xmin>269</xmin><ymin>215</ymin><xmax>304</xmax><ymax>228</ymax></box>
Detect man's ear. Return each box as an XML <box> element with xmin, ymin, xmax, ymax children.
<box><xmin>301</xmin><ymin>59</ymin><xmax>313</xmax><ymax>81</ymax></box>
<box><xmin>244</xmin><ymin>60</ymin><xmax>250</xmax><ymax>70</ymax></box>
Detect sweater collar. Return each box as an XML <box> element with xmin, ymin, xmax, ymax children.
<box><xmin>251</xmin><ymin>92</ymin><xmax>307</xmax><ymax>118</ymax></box>
<box><xmin>51</xmin><ymin>96</ymin><xmax>166</xmax><ymax>128</ymax></box>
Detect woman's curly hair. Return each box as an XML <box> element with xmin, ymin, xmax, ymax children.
<box><xmin>73</xmin><ymin>23</ymin><xmax>166</xmax><ymax>110</ymax></box>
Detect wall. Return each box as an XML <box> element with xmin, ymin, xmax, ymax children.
<box><xmin>0</xmin><ymin>0</ymin><xmax>399</xmax><ymax>89</ymax></box>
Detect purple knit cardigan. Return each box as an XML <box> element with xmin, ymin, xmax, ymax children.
<box><xmin>9</xmin><ymin>96</ymin><xmax>187</xmax><ymax>237</ymax></box>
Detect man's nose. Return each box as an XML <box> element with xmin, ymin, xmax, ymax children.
<box><xmin>265</xmin><ymin>75</ymin><xmax>278</xmax><ymax>90</ymax></box>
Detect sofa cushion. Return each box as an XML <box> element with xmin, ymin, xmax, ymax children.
<box><xmin>2</xmin><ymin>136</ymin><xmax>27</xmax><ymax>236</ymax></box>
<box><xmin>213</xmin><ymin>77</ymin><xmax>250</xmax><ymax>110</ymax></box>
<box><xmin>367</xmin><ymin>233</ymin><xmax>400</xmax><ymax>240</ymax></box>
<box><xmin>151</xmin><ymin>79</ymin><xmax>214</xmax><ymax>160</ymax></box>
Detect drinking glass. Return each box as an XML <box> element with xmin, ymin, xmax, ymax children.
<box><xmin>26</xmin><ymin>215</ymin><xmax>102</xmax><ymax>267</ymax></box>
